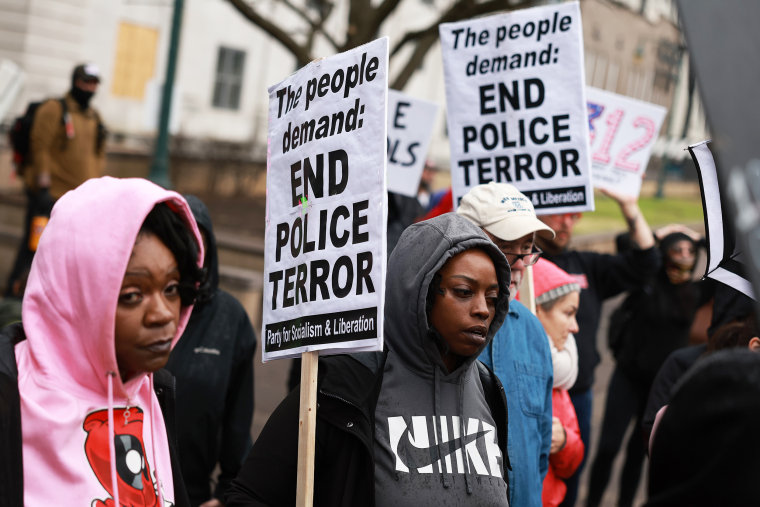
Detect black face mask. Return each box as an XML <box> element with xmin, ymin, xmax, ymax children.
<box><xmin>71</xmin><ymin>86</ymin><xmax>94</xmax><ymax>109</ymax></box>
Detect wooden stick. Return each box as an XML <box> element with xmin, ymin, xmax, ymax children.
<box><xmin>296</xmin><ymin>350</ymin><xmax>319</xmax><ymax>507</ymax></box>
<box><xmin>518</xmin><ymin>264</ymin><xmax>536</xmax><ymax>315</ymax></box>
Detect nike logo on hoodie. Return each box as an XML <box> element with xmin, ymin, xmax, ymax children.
<box><xmin>388</xmin><ymin>415</ymin><xmax>503</xmax><ymax>478</ymax></box>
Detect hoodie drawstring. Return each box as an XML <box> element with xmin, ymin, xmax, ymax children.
<box><xmin>433</xmin><ymin>367</ymin><xmax>451</xmax><ymax>489</ymax></box>
<box><xmin>149</xmin><ymin>374</ymin><xmax>165</xmax><ymax>507</ymax></box>
<box><xmin>107</xmin><ymin>372</ymin><xmax>121</xmax><ymax>507</ymax></box>
<box><xmin>459</xmin><ymin>379</ymin><xmax>473</xmax><ymax>495</ymax></box>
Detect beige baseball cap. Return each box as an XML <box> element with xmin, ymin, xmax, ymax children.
<box><xmin>456</xmin><ymin>182</ymin><xmax>555</xmax><ymax>241</ymax></box>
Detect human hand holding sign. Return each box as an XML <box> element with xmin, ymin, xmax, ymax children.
<box><xmin>599</xmin><ymin>187</ymin><xmax>655</xmax><ymax>250</ymax></box>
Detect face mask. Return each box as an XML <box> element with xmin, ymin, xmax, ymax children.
<box><xmin>71</xmin><ymin>86</ymin><xmax>94</xmax><ymax>109</ymax></box>
<box><xmin>665</xmin><ymin>259</ymin><xmax>695</xmax><ymax>284</ymax></box>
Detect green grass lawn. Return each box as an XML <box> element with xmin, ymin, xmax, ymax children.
<box><xmin>573</xmin><ymin>190</ymin><xmax>705</xmax><ymax>236</ymax></box>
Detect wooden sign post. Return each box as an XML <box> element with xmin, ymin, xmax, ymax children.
<box><xmin>262</xmin><ymin>38</ymin><xmax>389</xmax><ymax>506</ymax></box>
<box><xmin>296</xmin><ymin>351</ymin><xmax>319</xmax><ymax>506</ymax></box>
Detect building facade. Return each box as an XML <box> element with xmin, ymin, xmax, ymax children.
<box><xmin>0</xmin><ymin>0</ymin><xmax>706</xmax><ymax>169</ymax></box>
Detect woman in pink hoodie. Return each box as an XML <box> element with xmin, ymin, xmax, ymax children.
<box><xmin>532</xmin><ymin>258</ymin><xmax>585</xmax><ymax>507</ymax></box>
<box><xmin>1</xmin><ymin>177</ymin><xmax>203</xmax><ymax>506</ymax></box>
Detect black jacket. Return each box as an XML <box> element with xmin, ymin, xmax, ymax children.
<box><xmin>166</xmin><ymin>195</ymin><xmax>256</xmax><ymax>505</ymax></box>
<box><xmin>641</xmin><ymin>343</ymin><xmax>706</xmax><ymax>444</ymax></box>
<box><xmin>226</xmin><ymin>351</ymin><xmax>509</xmax><ymax>506</ymax></box>
<box><xmin>0</xmin><ymin>323</ymin><xmax>190</xmax><ymax>507</ymax></box>
<box><xmin>542</xmin><ymin>246</ymin><xmax>660</xmax><ymax>393</ymax></box>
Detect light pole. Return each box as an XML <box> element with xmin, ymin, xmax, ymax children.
<box><xmin>148</xmin><ymin>0</ymin><xmax>184</xmax><ymax>188</ymax></box>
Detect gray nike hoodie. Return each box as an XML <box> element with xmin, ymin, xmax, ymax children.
<box><xmin>374</xmin><ymin>212</ymin><xmax>511</xmax><ymax>506</ymax></box>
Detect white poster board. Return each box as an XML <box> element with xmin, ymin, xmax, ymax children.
<box><xmin>386</xmin><ymin>89</ymin><xmax>439</xmax><ymax>197</ymax></box>
<box><xmin>440</xmin><ymin>1</ymin><xmax>593</xmax><ymax>214</ymax></box>
<box><xmin>586</xmin><ymin>86</ymin><xmax>666</xmax><ymax>198</ymax></box>
<box><xmin>262</xmin><ymin>38</ymin><xmax>389</xmax><ymax>362</ymax></box>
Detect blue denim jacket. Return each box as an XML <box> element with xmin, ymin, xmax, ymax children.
<box><xmin>479</xmin><ymin>300</ymin><xmax>553</xmax><ymax>507</ymax></box>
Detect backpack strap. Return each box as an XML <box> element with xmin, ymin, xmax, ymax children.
<box><xmin>57</xmin><ymin>98</ymin><xmax>67</xmax><ymax>124</ymax></box>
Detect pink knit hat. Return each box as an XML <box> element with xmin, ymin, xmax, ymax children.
<box><xmin>533</xmin><ymin>258</ymin><xmax>580</xmax><ymax>305</ymax></box>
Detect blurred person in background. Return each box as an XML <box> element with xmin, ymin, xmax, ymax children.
<box><xmin>646</xmin><ymin>349</ymin><xmax>760</xmax><ymax>506</ymax></box>
<box><xmin>586</xmin><ymin>226</ymin><xmax>713</xmax><ymax>507</ymax></box>
<box><xmin>536</xmin><ymin>189</ymin><xmax>659</xmax><ymax>506</ymax></box>
<box><xmin>6</xmin><ymin>63</ymin><xmax>107</xmax><ymax>298</ymax></box>
<box><xmin>642</xmin><ymin>282</ymin><xmax>758</xmax><ymax>444</ymax></box>
<box><xmin>532</xmin><ymin>259</ymin><xmax>585</xmax><ymax>507</ymax></box>
<box><xmin>166</xmin><ymin>195</ymin><xmax>256</xmax><ymax>507</ymax></box>
<box><xmin>416</xmin><ymin>159</ymin><xmax>437</xmax><ymax>210</ymax></box>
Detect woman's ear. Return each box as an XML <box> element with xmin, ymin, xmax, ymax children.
<box><xmin>748</xmin><ymin>337</ymin><xmax>760</xmax><ymax>352</ymax></box>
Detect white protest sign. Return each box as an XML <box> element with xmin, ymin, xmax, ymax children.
<box><xmin>263</xmin><ymin>38</ymin><xmax>388</xmax><ymax>362</ymax></box>
<box><xmin>386</xmin><ymin>89</ymin><xmax>439</xmax><ymax>197</ymax></box>
<box><xmin>440</xmin><ymin>1</ymin><xmax>593</xmax><ymax>214</ymax></box>
<box><xmin>586</xmin><ymin>86</ymin><xmax>666</xmax><ymax>198</ymax></box>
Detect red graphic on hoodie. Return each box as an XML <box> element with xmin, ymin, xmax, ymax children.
<box><xmin>83</xmin><ymin>407</ymin><xmax>163</xmax><ymax>507</ymax></box>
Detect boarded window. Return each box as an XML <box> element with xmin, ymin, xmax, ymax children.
<box><xmin>112</xmin><ymin>22</ymin><xmax>158</xmax><ymax>100</ymax></box>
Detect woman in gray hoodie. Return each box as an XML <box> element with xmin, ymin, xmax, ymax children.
<box><xmin>228</xmin><ymin>212</ymin><xmax>512</xmax><ymax>506</ymax></box>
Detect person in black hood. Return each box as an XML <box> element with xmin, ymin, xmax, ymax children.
<box><xmin>166</xmin><ymin>195</ymin><xmax>257</xmax><ymax>507</ymax></box>
<box><xmin>228</xmin><ymin>213</ymin><xmax>512</xmax><ymax>506</ymax></box>
<box><xmin>586</xmin><ymin>227</ymin><xmax>713</xmax><ymax>507</ymax></box>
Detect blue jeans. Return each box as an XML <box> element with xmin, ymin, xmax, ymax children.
<box><xmin>560</xmin><ymin>388</ymin><xmax>593</xmax><ymax>507</ymax></box>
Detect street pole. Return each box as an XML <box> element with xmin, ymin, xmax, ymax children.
<box><xmin>149</xmin><ymin>0</ymin><xmax>184</xmax><ymax>188</ymax></box>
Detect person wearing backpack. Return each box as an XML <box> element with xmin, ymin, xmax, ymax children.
<box><xmin>5</xmin><ymin>62</ymin><xmax>107</xmax><ymax>297</ymax></box>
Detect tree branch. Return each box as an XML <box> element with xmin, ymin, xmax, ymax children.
<box><xmin>228</xmin><ymin>0</ymin><xmax>539</xmax><ymax>88</ymax></box>
<box><xmin>279</xmin><ymin>0</ymin><xmax>340</xmax><ymax>50</ymax></box>
<box><xmin>370</xmin><ymin>0</ymin><xmax>404</xmax><ymax>36</ymax></box>
<box><xmin>391</xmin><ymin>0</ymin><xmax>535</xmax><ymax>58</ymax></box>
<box><xmin>390</xmin><ymin>31</ymin><xmax>438</xmax><ymax>90</ymax></box>
<box><xmin>227</xmin><ymin>0</ymin><xmax>312</xmax><ymax>65</ymax></box>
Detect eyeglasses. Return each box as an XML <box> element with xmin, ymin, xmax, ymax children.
<box><xmin>503</xmin><ymin>246</ymin><xmax>543</xmax><ymax>266</ymax></box>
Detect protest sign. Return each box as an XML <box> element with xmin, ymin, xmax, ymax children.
<box><xmin>586</xmin><ymin>86</ymin><xmax>666</xmax><ymax>198</ymax></box>
<box><xmin>386</xmin><ymin>89</ymin><xmax>439</xmax><ymax>197</ymax></box>
<box><xmin>678</xmin><ymin>0</ymin><xmax>760</xmax><ymax>315</ymax></box>
<box><xmin>262</xmin><ymin>38</ymin><xmax>389</xmax><ymax>362</ymax></box>
<box><xmin>690</xmin><ymin>140</ymin><xmax>755</xmax><ymax>300</ymax></box>
<box><xmin>440</xmin><ymin>1</ymin><xmax>593</xmax><ymax>214</ymax></box>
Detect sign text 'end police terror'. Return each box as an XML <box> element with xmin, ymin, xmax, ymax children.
<box><xmin>458</xmin><ymin>78</ymin><xmax>581</xmax><ymax>185</ymax></box>
<box><xmin>269</xmin><ymin>149</ymin><xmax>375</xmax><ymax>310</ymax></box>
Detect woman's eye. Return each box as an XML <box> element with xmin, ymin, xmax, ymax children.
<box><xmin>453</xmin><ymin>288</ymin><xmax>473</xmax><ymax>298</ymax></box>
<box><xmin>165</xmin><ymin>283</ymin><xmax>180</xmax><ymax>297</ymax></box>
<box><xmin>119</xmin><ymin>291</ymin><xmax>141</xmax><ymax>305</ymax></box>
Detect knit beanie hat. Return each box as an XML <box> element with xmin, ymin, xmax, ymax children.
<box><xmin>533</xmin><ymin>258</ymin><xmax>580</xmax><ymax>306</ymax></box>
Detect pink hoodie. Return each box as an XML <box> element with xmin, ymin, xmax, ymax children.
<box><xmin>15</xmin><ymin>177</ymin><xmax>203</xmax><ymax>506</ymax></box>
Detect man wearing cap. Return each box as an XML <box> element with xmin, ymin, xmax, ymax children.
<box><xmin>457</xmin><ymin>181</ymin><xmax>555</xmax><ymax>507</ymax></box>
<box><xmin>26</xmin><ymin>63</ymin><xmax>106</xmax><ymax>199</ymax></box>
<box><xmin>535</xmin><ymin>189</ymin><xmax>658</xmax><ymax>506</ymax></box>
<box><xmin>6</xmin><ymin>63</ymin><xmax>107</xmax><ymax>296</ymax></box>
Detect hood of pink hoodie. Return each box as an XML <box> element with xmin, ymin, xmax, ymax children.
<box><xmin>16</xmin><ymin>176</ymin><xmax>203</xmax><ymax>504</ymax></box>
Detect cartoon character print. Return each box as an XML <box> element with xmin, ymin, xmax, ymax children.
<box><xmin>83</xmin><ymin>407</ymin><xmax>171</xmax><ymax>507</ymax></box>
